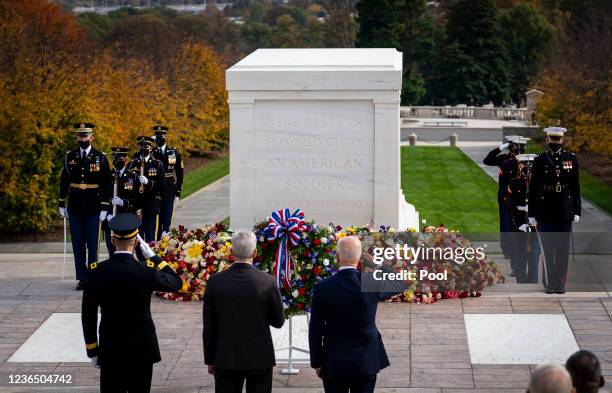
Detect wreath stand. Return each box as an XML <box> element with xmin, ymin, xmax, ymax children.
<box><xmin>275</xmin><ymin>313</ymin><xmax>310</xmax><ymax>375</ymax></box>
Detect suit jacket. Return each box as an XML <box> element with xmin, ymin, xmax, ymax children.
<box><xmin>308</xmin><ymin>268</ymin><xmax>394</xmax><ymax>380</ymax></box>
<box><xmin>81</xmin><ymin>253</ymin><xmax>182</xmax><ymax>366</ymax></box>
<box><xmin>203</xmin><ymin>263</ymin><xmax>285</xmax><ymax>370</ymax></box>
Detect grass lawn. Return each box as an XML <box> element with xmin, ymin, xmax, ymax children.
<box><xmin>400</xmin><ymin>146</ymin><xmax>499</xmax><ymax>234</ymax></box>
<box><xmin>181</xmin><ymin>155</ymin><xmax>229</xmax><ymax>198</ymax></box>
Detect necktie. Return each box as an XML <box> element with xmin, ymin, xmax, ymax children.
<box><xmin>82</xmin><ymin>150</ymin><xmax>87</xmax><ymax>160</ymax></box>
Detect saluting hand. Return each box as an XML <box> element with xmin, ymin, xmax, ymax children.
<box><xmin>137</xmin><ymin>234</ymin><xmax>156</xmax><ymax>259</ymax></box>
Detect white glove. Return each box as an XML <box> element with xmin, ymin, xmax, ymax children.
<box><xmin>528</xmin><ymin>217</ymin><xmax>537</xmax><ymax>226</ymax></box>
<box><xmin>499</xmin><ymin>142</ymin><xmax>510</xmax><ymax>151</ymax></box>
<box><xmin>139</xmin><ymin>175</ymin><xmax>149</xmax><ymax>185</ymax></box>
<box><xmin>91</xmin><ymin>356</ymin><xmax>100</xmax><ymax>369</ymax></box>
<box><xmin>137</xmin><ymin>234</ymin><xmax>155</xmax><ymax>259</ymax></box>
<box><xmin>99</xmin><ymin>211</ymin><xmax>107</xmax><ymax>222</ymax></box>
<box><xmin>174</xmin><ymin>196</ymin><xmax>180</xmax><ymax>207</ymax></box>
<box><xmin>573</xmin><ymin>215</ymin><xmax>580</xmax><ymax>222</ymax></box>
<box><xmin>59</xmin><ymin>207</ymin><xmax>67</xmax><ymax>218</ymax></box>
<box><xmin>111</xmin><ymin>196</ymin><xmax>124</xmax><ymax>207</ymax></box>
<box><xmin>106</xmin><ymin>214</ymin><xmax>114</xmax><ymax>222</ymax></box>
<box><xmin>518</xmin><ymin>224</ymin><xmax>528</xmax><ymax>232</ymax></box>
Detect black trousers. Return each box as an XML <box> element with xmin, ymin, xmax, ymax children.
<box><xmin>539</xmin><ymin>222</ymin><xmax>572</xmax><ymax>291</ymax></box>
<box><xmin>100</xmin><ymin>362</ymin><xmax>153</xmax><ymax>393</ymax></box>
<box><xmin>68</xmin><ymin>212</ymin><xmax>100</xmax><ymax>281</ymax></box>
<box><xmin>323</xmin><ymin>375</ymin><xmax>377</xmax><ymax>393</ymax></box>
<box><xmin>157</xmin><ymin>196</ymin><xmax>174</xmax><ymax>236</ymax></box>
<box><xmin>214</xmin><ymin>368</ymin><xmax>272</xmax><ymax>393</ymax></box>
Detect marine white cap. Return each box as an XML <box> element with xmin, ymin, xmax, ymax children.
<box><xmin>543</xmin><ymin>127</ymin><xmax>567</xmax><ymax>136</ymax></box>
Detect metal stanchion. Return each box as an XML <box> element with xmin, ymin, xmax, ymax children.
<box><xmin>276</xmin><ymin>314</ymin><xmax>310</xmax><ymax>375</ymax></box>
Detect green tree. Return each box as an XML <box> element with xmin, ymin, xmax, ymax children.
<box><xmin>435</xmin><ymin>0</ymin><xmax>511</xmax><ymax>104</ymax></box>
<box><xmin>271</xmin><ymin>14</ymin><xmax>305</xmax><ymax>48</ymax></box>
<box><xmin>355</xmin><ymin>0</ymin><xmax>404</xmax><ymax>48</ymax></box>
<box><xmin>498</xmin><ymin>2</ymin><xmax>553</xmax><ymax>103</ymax></box>
<box><xmin>399</xmin><ymin>0</ymin><xmax>435</xmax><ymax>104</ymax></box>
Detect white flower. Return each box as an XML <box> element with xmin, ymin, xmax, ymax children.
<box><xmin>292</xmin><ymin>289</ymin><xmax>299</xmax><ymax>298</ymax></box>
<box><xmin>323</xmin><ymin>259</ymin><xmax>329</xmax><ymax>266</ymax></box>
<box><xmin>320</xmin><ymin>237</ymin><xmax>328</xmax><ymax>244</ymax></box>
<box><xmin>258</xmin><ymin>236</ymin><xmax>265</xmax><ymax>242</ymax></box>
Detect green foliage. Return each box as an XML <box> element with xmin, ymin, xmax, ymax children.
<box><xmin>498</xmin><ymin>2</ymin><xmax>554</xmax><ymax>102</ymax></box>
<box><xmin>355</xmin><ymin>0</ymin><xmax>404</xmax><ymax>48</ymax></box>
<box><xmin>433</xmin><ymin>0</ymin><xmax>511</xmax><ymax>105</ymax></box>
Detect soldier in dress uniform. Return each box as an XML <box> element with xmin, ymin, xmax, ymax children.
<box><xmin>483</xmin><ymin>135</ymin><xmax>527</xmax><ymax>260</ymax></box>
<box><xmin>151</xmin><ymin>126</ymin><xmax>183</xmax><ymax>236</ymax></box>
<box><xmin>128</xmin><ymin>136</ymin><xmax>165</xmax><ymax>242</ymax></box>
<box><xmin>59</xmin><ymin>123</ymin><xmax>112</xmax><ymax>290</ymax></box>
<box><xmin>103</xmin><ymin>147</ymin><xmax>142</xmax><ymax>256</ymax></box>
<box><xmin>504</xmin><ymin>153</ymin><xmax>540</xmax><ymax>283</ymax></box>
<box><xmin>528</xmin><ymin>127</ymin><xmax>581</xmax><ymax>294</ymax></box>
<box><xmin>82</xmin><ymin>213</ymin><xmax>182</xmax><ymax>393</ymax></box>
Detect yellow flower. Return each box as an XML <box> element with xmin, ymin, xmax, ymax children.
<box><xmin>181</xmin><ymin>280</ymin><xmax>189</xmax><ymax>292</ymax></box>
<box><xmin>336</xmin><ymin>232</ymin><xmax>346</xmax><ymax>239</ymax></box>
<box><xmin>186</xmin><ymin>242</ymin><xmax>203</xmax><ymax>259</ymax></box>
<box><xmin>403</xmin><ymin>290</ymin><xmax>414</xmax><ymax>302</ymax></box>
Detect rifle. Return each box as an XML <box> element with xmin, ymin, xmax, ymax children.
<box><xmin>112</xmin><ymin>170</ymin><xmax>119</xmax><ymax>216</ymax></box>
<box><xmin>139</xmin><ymin>158</ymin><xmax>145</xmax><ymax>194</ymax></box>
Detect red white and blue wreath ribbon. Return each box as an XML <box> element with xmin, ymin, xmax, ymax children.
<box><xmin>265</xmin><ymin>208</ymin><xmax>306</xmax><ymax>288</ymax></box>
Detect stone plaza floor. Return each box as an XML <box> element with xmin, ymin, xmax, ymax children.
<box><xmin>0</xmin><ymin>274</ymin><xmax>611</xmax><ymax>393</ymax></box>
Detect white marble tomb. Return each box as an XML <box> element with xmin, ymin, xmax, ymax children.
<box><xmin>226</xmin><ymin>48</ymin><xmax>419</xmax><ymax>229</ymax></box>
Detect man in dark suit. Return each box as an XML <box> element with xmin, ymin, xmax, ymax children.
<box><xmin>309</xmin><ymin>235</ymin><xmax>404</xmax><ymax>393</ymax></box>
<box><xmin>81</xmin><ymin>213</ymin><xmax>182</xmax><ymax>393</ymax></box>
<box><xmin>203</xmin><ymin>229</ymin><xmax>285</xmax><ymax>393</ymax></box>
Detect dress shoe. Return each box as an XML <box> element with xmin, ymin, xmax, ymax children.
<box><xmin>544</xmin><ymin>288</ymin><xmax>555</xmax><ymax>294</ymax></box>
<box><xmin>554</xmin><ymin>288</ymin><xmax>566</xmax><ymax>294</ymax></box>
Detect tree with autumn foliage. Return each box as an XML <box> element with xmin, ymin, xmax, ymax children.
<box><xmin>0</xmin><ymin>0</ymin><xmax>228</xmax><ymax>235</ymax></box>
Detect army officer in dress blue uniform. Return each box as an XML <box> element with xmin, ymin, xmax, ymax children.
<box><xmin>128</xmin><ymin>136</ymin><xmax>165</xmax><ymax>242</ymax></box>
<box><xmin>528</xmin><ymin>127</ymin><xmax>581</xmax><ymax>294</ymax></box>
<box><xmin>152</xmin><ymin>126</ymin><xmax>183</xmax><ymax>237</ymax></box>
<box><xmin>82</xmin><ymin>213</ymin><xmax>182</xmax><ymax>393</ymax></box>
<box><xmin>103</xmin><ymin>147</ymin><xmax>142</xmax><ymax>257</ymax></box>
<box><xmin>59</xmin><ymin>123</ymin><xmax>112</xmax><ymax>290</ymax></box>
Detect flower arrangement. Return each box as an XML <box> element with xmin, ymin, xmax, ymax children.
<box><xmin>154</xmin><ymin>215</ymin><xmax>504</xmax><ymax>317</ymax></box>
<box><xmin>155</xmin><ymin>223</ymin><xmax>234</xmax><ymax>301</ymax></box>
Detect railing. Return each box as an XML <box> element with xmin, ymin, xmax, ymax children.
<box><xmin>400</xmin><ymin>106</ymin><xmax>528</xmax><ymax>121</ymax></box>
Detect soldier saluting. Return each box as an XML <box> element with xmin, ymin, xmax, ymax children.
<box><xmin>152</xmin><ymin>126</ymin><xmax>183</xmax><ymax>237</ymax></box>
<box><xmin>528</xmin><ymin>127</ymin><xmax>581</xmax><ymax>294</ymax></box>
<box><xmin>103</xmin><ymin>147</ymin><xmax>142</xmax><ymax>256</ymax></box>
<box><xmin>128</xmin><ymin>136</ymin><xmax>165</xmax><ymax>242</ymax></box>
<box><xmin>82</xmin><ymin>213</ymin><xmax>182</xmax><ymax>393</ymax></box>
<box><xmin>59</xmin><ymin>123</ymin><xmax>111</xmax><ymax>290</ymax></box>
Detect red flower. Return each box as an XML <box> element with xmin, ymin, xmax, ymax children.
<box><xmin>313</xmin><ymin>266</ymin><xmax>321</xmax><ymax>275</ymax></box>
<box><xmin>298</xmin><ymin>287</ymin><xmax>306</xmax><ymax>296</ymax></box>
<box><xmin>313</xmin><ymin>238</ymin><xmax>321</xmax><ymax>246</ymax></box>
<box><xmin>297</xmin><ymin>303</ymin><xmax>304</xmax><ymax>310</ymax></box>
<box><xmin>302</xmin><ymin>250</ymin><xmax>310</xmax><ymax>257</ymax></box>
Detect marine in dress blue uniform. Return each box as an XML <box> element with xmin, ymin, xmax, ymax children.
<box><xmin>528</xmin><ymin>127</ymin><xmax>581</xmax><ymax>294</ymax></box>
<box><xmin>128</xmin><ymin>136</ymin><xmax>165</xmax><ymax>242</ymax></box>
<box><xmin>483</xmin><ymin>136</ymin><xmax>528</xmax><ymax>263</ymax></box>
<box><xmin>103</xmin><ymin>147</ymin><xmax>142</xmax><ymax>256</ymax></box>
<box><xmin>58</xmin><ymin>123</ymin><xmax>112</xmax><ymax>290</ymax></box>
<box><xmin>504</xmin><ymin>154</ymin><xmax>540</xmax><ymax>283</ymax></box>
<box><xmin>151</xmin><ymin>126</ymin><xmax>183</xmax><ymax>237</ymax></box>
<box><xmin>82</xmin><ymin>213</ymin><xmax>182</xmax><ymax>393</ymax></box>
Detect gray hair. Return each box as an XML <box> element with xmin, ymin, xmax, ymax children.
<box><xmin>336</xmin><ymin>236</ymin><xmax>362</xmax><ymax>263</ymax></box>
<box><xmin>529</xmin><ymin>363</ymin><xmax>573</xmax><ymax>393</ymax></box>
<box><xmin>231</xmin><ymin>229</ymin><xmax>257</xmax><ymax>260</ymax></box>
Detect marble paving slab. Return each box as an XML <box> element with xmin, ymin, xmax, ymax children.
<box><xmin>8</xmin><ymin>313</ymin><xmax>96</xmax><ymax>362</ymax></box>
<box><xmin>7</xmin><ymin>312</ymin><xmax>310</xmax><ymax>364</ymax></box>
<box><xmin>464</xmin><ymin>314</ymin><xmax>579</xmax><ymax>364</ymax></box>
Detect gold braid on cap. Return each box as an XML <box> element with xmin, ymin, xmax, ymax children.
<box><xmin>112</xmin><ymin>229</ymin><xmax>139</xmax><ymax>239</ymax></box>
